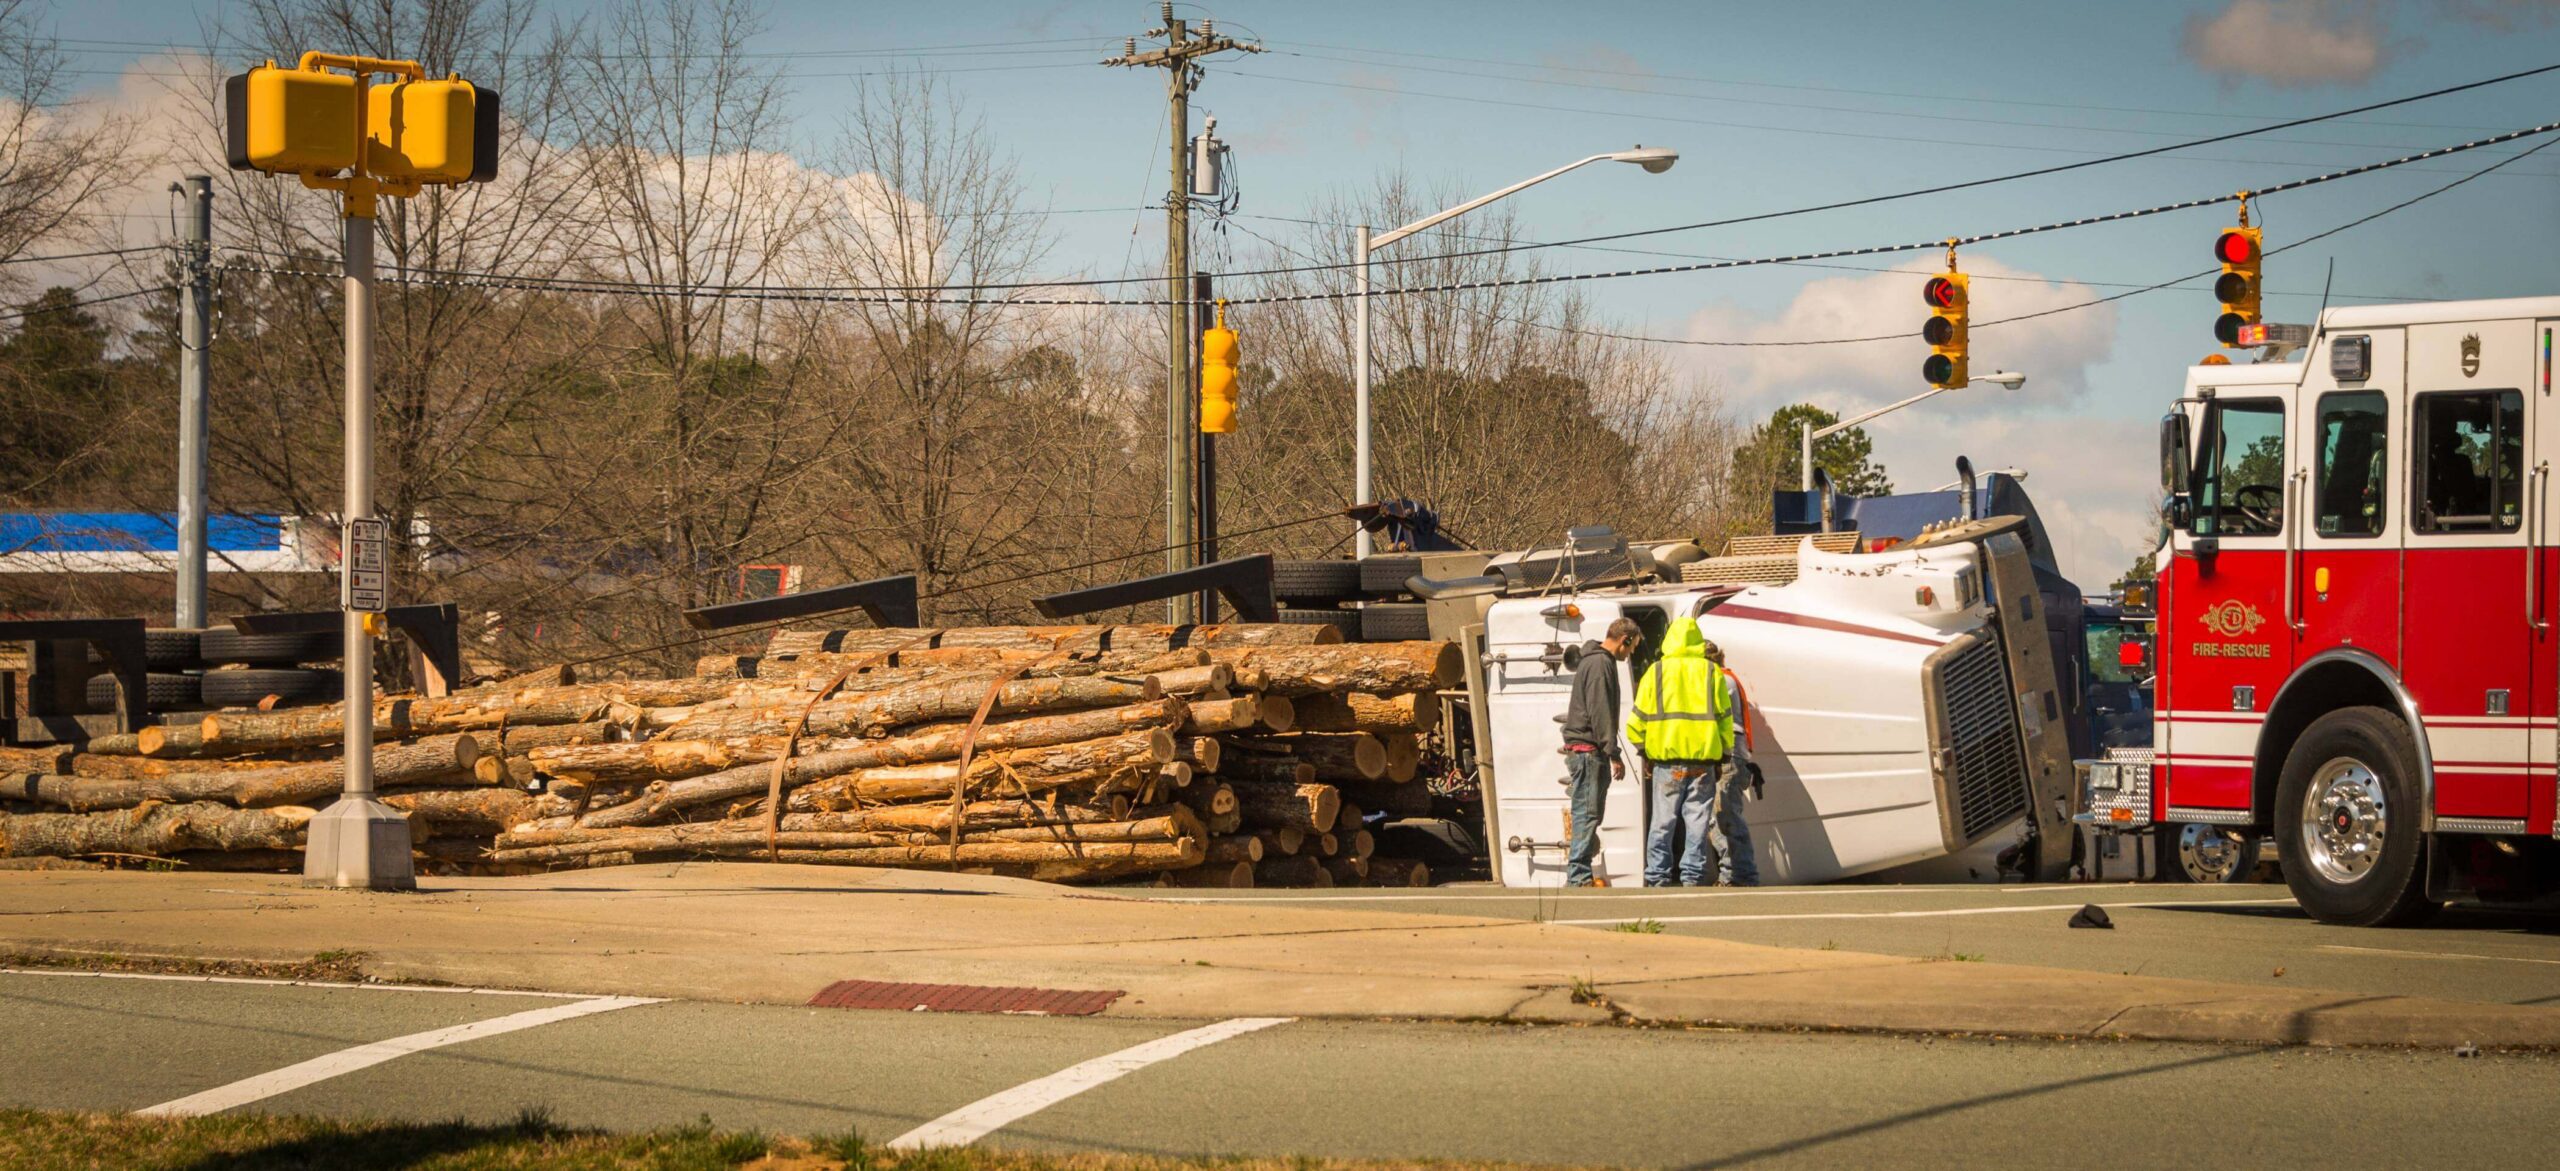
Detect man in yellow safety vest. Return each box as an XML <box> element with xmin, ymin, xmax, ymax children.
<box><xmin>1625</xmin><ymin>615</ymin><xmax>1757</xmax><ymax>886</ymax></box>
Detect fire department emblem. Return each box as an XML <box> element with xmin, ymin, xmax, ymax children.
<box><xmin>2199</xmin><ymin>599</ymin><xmax>2266</xmax><ymax>637</ymax></box>
<box><xmin>2461</xmin><ymin>333</ymin><xmax>2482</xmax><ymax>377</ymax></box>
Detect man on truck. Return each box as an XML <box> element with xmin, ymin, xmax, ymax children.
<box><xmin>1627</xmin><ymin>617</ymin><xmax>1751</xmax><ymax>887</ymax></box>
<box><xmin>1560</xmin><ymin>617</ymin><xmax>1640</xmax><ymax>887</ymax></box>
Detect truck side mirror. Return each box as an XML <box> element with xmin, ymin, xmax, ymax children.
<box><xmin>2159</xmin><ymin>411</ymin><xmax>2193</xmax><ymax>524</ymax></box>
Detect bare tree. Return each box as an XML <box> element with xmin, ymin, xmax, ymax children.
<box><xmin>0</xmin><ymin>0</ymin><xmax>138</xmax><ymax>273</ymax></box>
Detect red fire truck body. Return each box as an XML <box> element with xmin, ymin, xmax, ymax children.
<box><xmin>2083</xmin><ymin>297</ymin><xmax>2560</xmax><ymax>924</ymax></box>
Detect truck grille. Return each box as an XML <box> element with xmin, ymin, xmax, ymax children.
<box><xmin>1936</xmin><ymin>632</ymin><xmax>2030</xmax><ymax>843</ymax></box>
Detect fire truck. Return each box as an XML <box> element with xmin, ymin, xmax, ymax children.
<box><xmin>2080</xmin><ymin>296</ymin><xmax>2560</xmax><ymax>925</ymax></box>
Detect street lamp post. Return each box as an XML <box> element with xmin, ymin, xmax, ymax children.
<box><xmin>1798</xmin><ymin>371</ymin><xmax>2027</xmax><ymax>491</ymax></box>
<box><xmin>1352</xmin><ymin>146</ymin><xmax>1677</xmax><ymax>557</ymax></box>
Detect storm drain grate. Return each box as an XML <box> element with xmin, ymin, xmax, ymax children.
<box><xmin>807</xmin><ymin>980</ymin><xmax>1124</xmax><ymax>1016</ymax></box>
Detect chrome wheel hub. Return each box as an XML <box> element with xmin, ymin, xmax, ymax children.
<box><xmin>2178</xmin><ymin>824</ymin><xmax>2250</xmax><ymax>882</ymax></box>
<box><xmin>2302</xmin><ymin>758</ymin><xmax>2387</xmax><ymax>885</ymax></box>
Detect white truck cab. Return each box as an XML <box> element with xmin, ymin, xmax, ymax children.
<box><xmin>1455</xmin><ymin>519</ymin><xmax>2075</xmax><ymax>887</ymax></box>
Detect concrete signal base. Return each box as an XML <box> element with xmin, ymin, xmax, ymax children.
<box><xmin>301</xmin><ymin>796</ymin><xmax>416</xmax><ymax>890</ymax></box>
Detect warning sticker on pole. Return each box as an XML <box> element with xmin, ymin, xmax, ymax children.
<box><xmin>344</xmin><ymin>517</ymin><xmax>388</xmax><ymax>613</ymax></box>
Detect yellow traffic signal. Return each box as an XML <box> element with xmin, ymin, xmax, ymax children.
<box><xmin>1200</xmin><ymin>303</ymin><xmax>1239</xmax><ymax>434</ymax></box>
<box><xmin>224</xmin><ymin>64</ymin><xmax>359</xmax><ymax>174</ymax></box>
<box><xmin>1922</xmin><ymin>272</ymin><xmax>1969</xmax><ymax>389</ymax></box>
<box><xmin>367</xmin><ymin>78</ymin><xmax>500</xmax><ymax>185</ymax></box>
<box><xmin>2213</xmin><ymin>227</ymin><xmax>2262</xmax><ymax>347</ymax></box>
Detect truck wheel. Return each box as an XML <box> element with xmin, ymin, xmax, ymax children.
<box><xmin>2163</xmin><ymin>823</ymin><xmax>2260</xmax><ymax>884</ymax></box>
<box><xmin>84</xmin><ymin>672</ymin><xmax>203</xmax><ymax>711</ymax></box>
<box><xmin>1359</xmin><ymin>602</ymin><xmax>1432</xmax><ymax>642</ymax></box>
<box><xmin>1275</xmin><ymin>607</ymin><xmax>1362</xmax><ymax>640</ymax></box>
<box><xmin>2275</xmin><ymin>706</ymin><xmax>2437</xmax><ymax>926</ymax></box>
<box><xmin>1272</xmin><ymin>559</ymin><xmax>1361</xmax><ymax>604</ymax></box>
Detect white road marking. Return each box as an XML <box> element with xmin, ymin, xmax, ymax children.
<box><xmin>889</xmin><ymin>1016</ymin><xmax>1291</xmax><ymax>1149</ymax></box>
<box><xmin>1149</xmin><ymin>885</ymin><xmax>2090</xmax><ymax>904</ymax></box>
<box><xmin>1554</xmin><ymin>897</ymin><xmax>2297</xmax><ymax>926</ymax></box>
<box><xmin>2320</xmin><ymin>944</ymin><xmax>2560</xmax><ymax>967</ymax></box>
<box><xmin>0</xmin><ymin>968</ymin><xmax>596</xmax><ymax>999</ymax></box>
<box><xmin>134</xmin><ymin>995</ymin><xmax>663</xmax><ymax>1117</ymax></box>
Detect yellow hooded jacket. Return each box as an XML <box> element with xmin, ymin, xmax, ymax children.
<box><xmin>1623</xmin><ymin>615</ymin><xmax>1736</xmax><ymax>764</ymax></box>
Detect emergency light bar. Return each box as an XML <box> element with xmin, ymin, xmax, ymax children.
<box><xmin>2235</xmin><ymin>322</ymin><xmax>2310</xmax><ymax>347</ymax></box>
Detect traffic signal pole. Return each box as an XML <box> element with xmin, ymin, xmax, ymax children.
<box><xmin>175</xmin><ymin>176</ymin><xmax>213</xmax><ymax>628</ymax></box>
<box><xmin>1193</xmin><ymin>269</ymin><xmax>1217</xmax><ymax>621</ymax></box>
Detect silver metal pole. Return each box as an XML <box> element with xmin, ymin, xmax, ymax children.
<box><xmin>302</xmin><ymin>206</ymin><xmax>412</xmax><ymax>890</ymax></box>
<box><xmin>342</xmin><ymin>215</ymin><xmax>375</xmax><ymax>802</ymax></box>
<box><xmin>1353</xmin><ymin>225</ymin><xmax>1373</xmax><ymax>559</ymax></box>
<box><xmin>1798</xmin><ymin>420</ymin><xmax>1813</xmax><ymax>493</ymax></box>
<box><xmin>175</xmin><ymin>176</ymin><xmax>212</xmax><ymax>628</ymax></box>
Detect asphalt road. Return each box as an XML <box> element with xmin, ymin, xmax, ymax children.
<box><xmin>7</xmin><ymin>969</ymin><xmax>2559</xmax><ymax>1168</ymax></box>
<box><xmin>1139</xmin><ymin>882</ymin><xmax>2560</xmax><ymax>1007</ymax></box>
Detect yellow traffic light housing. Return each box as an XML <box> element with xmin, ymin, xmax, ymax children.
<box><xmin>2213</xmin><ymin>225</ymin><xmax>2262</xmax><ymax>347</ymax></box>
<box><xmin>367</xmin><ymin>77</ymin><xmax>500</xmax><ymax>185</ymax></box>
<box><xmin>1922</xmin><ymin>272</ymin><xmax>1969</xmax><ymax>389</ymax></box>
<box><xmin>1200</xmin><ymin>301</ymin><xmax>1239</xmax><ymax>434</ymax></box>
<box><xmin>224</xmin><ymin>64</ymin><xmax>359</xmax><ymax>175</ymax></box>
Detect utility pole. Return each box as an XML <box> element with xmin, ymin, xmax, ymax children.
<box><xmin>175</xmin><ymin>175</ymin><xmax>213</xmax><ymax>628</ymax></box>
<box><xmin>1104</xmin><ymin>2</ymin><xmax>1258</xmax><ymax>623</ymax></box>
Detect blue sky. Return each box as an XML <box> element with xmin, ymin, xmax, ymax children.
<box><xmin>44</xmin><ymin>0</ymin><xmax>2560</xmax><ymax>584</ymax></box>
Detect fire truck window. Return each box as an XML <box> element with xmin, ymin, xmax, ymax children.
<box><xmin>2413</xmin><ymin>390</ymin><xmax>2523</xmax><ymax>534</ymax></box>
<box><xmin>2314</xmin><ymin>392</ymin><xmax>2386</xmax><ymax>537</ymax></box>
<box><xmin>2196</xmin><ymin>399</ymin><xmax>2285</xmax><ymax>537</ymax></box>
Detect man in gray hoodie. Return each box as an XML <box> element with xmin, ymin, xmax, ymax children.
<box><xmin>1560</xmin><ymin>617</ymin><xmax>1641</xmax><ymax>886</ymax></box>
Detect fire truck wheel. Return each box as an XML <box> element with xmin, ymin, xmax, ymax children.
<box><xmin>2275</xmin><ymin>706</ymin><xmax>2438</xmax><ymax>927</ymax></box>
<box><xmin>2163</xmin><ymin>823</ymin><xmax>2260</xmax><ymax>884</ymax></box>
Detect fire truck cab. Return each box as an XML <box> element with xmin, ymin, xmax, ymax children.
<box><xmin>2085</xmin><ymin>296</ymin><xmax>2560</xmax><ymax>924</ymax></box>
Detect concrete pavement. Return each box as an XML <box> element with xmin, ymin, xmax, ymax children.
<box><xmin>7</xmin><ymin>864</ymin><xmax>2560</xmax><ymax>1048</ymax></box>
<box><xmin>9</xmin><ymin>970</ymin><xmax>2560</xmax><ymax>1167</ymax></box>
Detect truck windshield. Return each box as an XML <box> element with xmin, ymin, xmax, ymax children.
<box><xmin>2085</xmin><ymin>621</ymin><xmax>2148</xmax><ymax>685</ymax></box>
<box><xmin>2196</xmin><ymin>399</ymin><xmax>2285</xmax><ymax>537</ymax></box>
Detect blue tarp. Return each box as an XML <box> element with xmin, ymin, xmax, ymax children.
<box><xmin>0</xmin><ymin>513</ymin><xmax>284</xmax><ymax>554</ymax></box>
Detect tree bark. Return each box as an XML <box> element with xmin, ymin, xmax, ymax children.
<box><xmin>194</xmin><ymin>679</ymin><xmax>760</xmax><ymax>754</ymax></box>
<box><xmin>1248</xmin><ymin>826</ymin><xmax>1304</xmax><ymax>857</ymax></box>
<box><xmin>765</xmin><ymin>623</ymin><xmax>1337</xmax><ymax>659</ymax></box>
<box><xmin>1367</xmin><ymin>857</ymin><xmax>1432</xmax><ymax>886</ymax></box>
<box><xmin>1321</xmin><ymin>855</ymin><xmax>1369</xmax><ymax>885</ymax></box>
<box><xmin>1383</xmin><ymin>734</ymin><xmax>1422</xmax><ymax>783</ymax></box>
<box><xmin>1339</xmin><ymin>827</ymin><xmax>1376</xmax><ymax>863</ymax></box>
<box><xmin>1334</xmin><ymin>780</ymin><xmax>1433</xmax><ymax>819</ymax></box>
<box><xmin>1204</xmin><ymin>642</ymin><xmax>1461</xmax><ymax>697</ymax></box>
<box><xmin>528</xmin><ymin>739</ymin><xmax>787</xmax><ymax>786</ymax></box>
<box><xmin>461</xmin><ymin>722</ymin><xmax>615</xmax><ymax>759</ymax></box>
<box><xmin>482</xmin><ymin>664</ymin><xmax>576</xmax><ymax>690</ymax></box>
<box><xmin>1254</xmin><ymin>854</ymin><xmax>1333</xmax><ymax>888</ymax></box>
<box><xmin>1179</xmin><ymin>695</ymin><xmax>1293</xmax><ymax>735</ymax></box>
<box><xmin>0</xmin><ymin>803</ymin><xmax>313</xmax><ymax>856</ymax></box>
<box><xmin>658</xmin><ymin>673</ymin><xmax>1163</xmax><ymax>742</ymax></box>
<box><xmin>1217</xmin><ymin>756</ymin><xmax>1316</xmax><ymax>787</ymax></box>
<box><xmin>1174</xmin><ymin>737</ymin><xmax>1221</xmax><ymax>772</ymax></box>
<box><xmin>1289</xmin><ymin>692</ymin><xmax>1442</xmax><ymax>736</ymax></box>
<box><xmin>1204</xmin><ymin>835</ymin><xmax>1264</xmax><ymax>865</ymax></box>
<box><xmin>584</xmin><ymin>700</ymin><xmax>1185</xmax><ymax>828</ymax></box>
<box><xmin>65</xmin><ymin>752</ymin><xmax>297</xmax><ymax>779</ymax></box>
<box><xmin>778</xmin><ymin>730</ymin><xmax>1170</xmax><ymax>809</ymax></box>
<box><xmin>0</xmin><ymin>746</ymin><xmax>72</xmax><ymax>774</ymax></box>
<box><xmin>1223</xmin><ymin>733</ymin><xmax>1386</xmax><ymax>782</ymax></box>
<box><xmin>136</xmin><ymin>723</ymin><xmax>215</xmax><ymax>758</ymax></box>
<box><xmin>4</xmin><ymin>735</ymin><xmax>480</xmax><ymax>811</ymax></box>
<box><xmin>1230</xmin><ymin>780</ymin><xmax>1339</xmax><ymax>834</ymax></box>
<box><xmin>492</xmin><ymin>833</ymin><xmax>1201</xmax><ymax>872</ymax></box>
<box><xmin>1154</xmin><ymin>860</ymin><xmax>1254</xmax><ymax>888</ymax></box>
<box><xmin>381</xmin><ymin>788</ymin><xmax>536</xmax><ymax>837</ymax></box>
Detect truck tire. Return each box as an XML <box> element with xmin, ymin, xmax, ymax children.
<box><xmin>2274</xmin><ymin>706</ymin><xmax>2437</xmax><ymax>926</ymax></box>
<box><xmin>200</xmin><ymin>667</ymin><xmax>342</xmax><ymax>708</ymax></box>
<box><xmin>199</xmin><ymin>627</ymin><xmax>338</xmax><ymax>666</ymax></box>
<box><xmin>84</xmin><ymin>672</ymin><xmax>203</xmax><ymax>711</ymax></box>
<box><xmin>1272</xmin><ymin>559</ymin><xmax>1361</xmax><ymax>605</ymax></box>
<box><xmin>1275</xmin><ymin>607</ymin><xmax>1362</xmax><ymax>641</ymax></box>
<box><xmin>144</xmin><ymin>629</ymin><xmax>204</xmax><ymax>670</ymax></box>
<box><xmin>2162</xmin><ymin>823</ymin><xmax>2261</xmax><ymax>884</ymax></box>
<box><xmin>1359</xmin><ymin>555</ymin><xmax>1424</xmax><ymax>596</ymax></box>
<box><xmin>1359</xmin><ymin>602</ymin><xmax>1432</xmax><ymax>642</ymax></box>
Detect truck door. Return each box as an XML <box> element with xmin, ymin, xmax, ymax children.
<box><xmin>2405</xmin><ymin>322</ymin><xmax>2538</xmax><ymax>825</ymax></box>
<box><xmin>2164</xmin><ymin>394</ymin><xmax>2293</xmax><ymax>813</ymax></box>
<box><xmin>2297</xmin><ymin>385</ymin><xmax>2399</xmax><ymax>667</ymax></box>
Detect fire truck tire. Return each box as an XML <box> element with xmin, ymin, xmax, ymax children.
<box><xmin>2162</xmin><ymin>823</ymin><xmax>2260</xmax><ymax>884</ymax></box>
<box><xmin>2275</xmin><ymin>706</ymin><xmax>2438</xmax><ymax>927</ymax></box>
<box><xmin>1272</xmin><ymin>559</ymin><xmax>1361</xmax><ymax>604</ymax></box>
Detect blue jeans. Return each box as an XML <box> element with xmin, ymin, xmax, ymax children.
<box><xmin>1710</xmin><ymin>754</ymin><xmax>1759</xmax><ymax>886</ymax></box>
<box><xmin>1645</xmin><ymin>762</ymin><xmax>1717</xmax><ymax>885</ymax></box>
<box><xmin>1564</xmin><ymin>750</ymin><xmax>1608</xmax><ymax>886</ymax></box>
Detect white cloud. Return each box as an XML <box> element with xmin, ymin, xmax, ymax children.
<box><xmin>1670</xmin><ymin>259</ymin><xmax>2142</xmax><ymax>587</ymax></box>
<box><xmin>2181</xmin><ymin>0</ymin><xmax>2392</xmax><ymax>88</ymax></box>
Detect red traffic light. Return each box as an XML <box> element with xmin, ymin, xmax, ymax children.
<box><xmin>1922</xmin><ymin>276</ymin><xmax>1960</xmax><ymax>309</ymax></box>
<box><xmin>2214</xmin><ymin>230</ymin><xmax>2257</xmax><ymax>265</ymax></box>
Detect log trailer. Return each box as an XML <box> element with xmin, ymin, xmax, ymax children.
<box><xmin>2078</xmin><ymin>295</ymin><xmax>2560</xmax><ymax>925</ymax></box>
<box><xmin>1405</xmin><ymin>510</ymin><xmax>2081</xmax><ymax>887</ymax></box>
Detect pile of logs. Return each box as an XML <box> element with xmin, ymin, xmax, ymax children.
<box><xmin>0</xmin><ymin>623</ymin><xmax>1447</xmax><ymax>888</ymax></box>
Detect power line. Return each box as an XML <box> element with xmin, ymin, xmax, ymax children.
<box><xmin>0</xmin><ymin>285</ymin><xmax>173</xmax><ymax>323</ymax></box>
<box><xmin>0</xmin><ymin>244</ymin><xmax>168</xmax><ymax>266</ymax></box>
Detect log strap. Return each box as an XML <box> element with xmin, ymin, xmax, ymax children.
<box><xmin>765</xmin><ymin>633</ymin><xmax>934</xmax><ymax>860</ymax></box>
<box><xmin>948</xmin><ymin>663</ymin><xmax>1036</xmax><ymax>865</ymax></box>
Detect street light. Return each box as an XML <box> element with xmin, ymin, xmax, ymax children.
<box><xmin>1799</xmin><ymin>371</ymin><xmax>2026</xmax><ymax>491</ymax></box>
<box><xmin>1352</xmin><ymin>145</ymin><xmax>1678</xmax><ymax>556</ymax></box>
